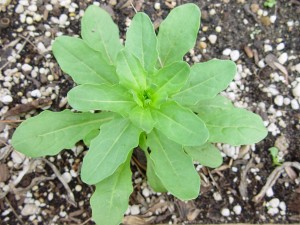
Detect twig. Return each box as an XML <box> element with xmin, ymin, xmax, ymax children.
<box><xmin>13</xmin><ymin>176</ymin><xmax>55</xmax><ymax>195</ymax></box>
<box><xmin>238</xmin><ymin>157</ymin><xmax>254</xmax><ymax>200</ymax></box>
<box><xmin>130</xmin><ymin>1</ymin><xmax>137</xmax><ymax>13</ymax></box>
<box><xmin>5</xmin><ymin>197</ymin><xmax>25</xmax><ymax>225</ymax></box>
<box><xmin>41</xmin><ymin>158</ymin><xmax>77</xmax><ymax>207</ymax></box>
<box><xmin>80</xmin><ymin>217</ymin><xmax>92</xmax><ymax>225</ymax></box>
<box><xmin>252</xmin><ymin>161</ymin><xmax>300</xmax><ymax>203</ymax></box>
<box><xmin>0</xmin><ymin>119</ymin><xmax>24</xmax><ymax>123</ymax></box>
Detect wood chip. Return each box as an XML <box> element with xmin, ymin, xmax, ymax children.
<box><xmin>0</xmin><ymin>164</ymin><xmax>10</xmax><ymax>182</ymax></box>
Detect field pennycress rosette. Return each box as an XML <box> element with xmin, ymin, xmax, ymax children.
<box><xmin>11</xmin><ymin>3</ymin><xmax>268</xmax><ymax>225</ymax></box>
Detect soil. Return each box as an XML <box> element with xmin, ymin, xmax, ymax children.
<box><xmin>0</xmin><ymin>0</ymin><xmax>300</xmax><ymax>224</ymax></box>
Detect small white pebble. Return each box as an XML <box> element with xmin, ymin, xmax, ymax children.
<box><xmin>208</xmin><ymin>34</ymin><xmax>217</xmax><ymax>44</ymax></box>
<box><xmin>274</xmin><ymin>95</ymin><xmax>284</xmax><ymax>106</ymax></box>
<box><xmin>233</xmin><ymin>205</ymin><xmax>242</xmax><ymax>215</ymax></box>
<box><xmin>15</xmin><ymin>4</ymin><xmax>24</xmax><ymax>13</ymax></box>
<box><xmin>222</xmin><ymin>48</ymin><xmax>231</xmax><ymax>56</ymax></box>
<box><xmin>22</xmin><ymin>63</ymin><xmax>33</xmax><ymax>72</ymax></box>
<box><xmin>231</xmin><ymin>167</ymin><xmax>238</xmax><ymax>172</ymax></box>
<box><xmin>48</xmin><ymin>193</ymin><xmax>53</xmax><ymax>201</ymax></box>
<box><xmin>75</xmin><ymin>185</ymin><xmax>82</xmax><ymax>192</ymax></box>
<box><xmin>28</xmin><ymin>4</ymin><xmax>37</xmax><ymax>12</ymax></box>
<box><xmin>221</xmin><ymin>208</ymin><xmax>230</xmax><ymax>217</ymax></box>
<box><xmin>291</xmin><ymin>99</ymin><xmax>299</xmax><ymax>110</ymax></box>
<box><xmin>154</xmin><ymin>2</ymin><xmax>160</xmax><ymax>10</ymax></box>
<box><xmin>269</xmin><ymin>198</ymin><xmax>280</xmax><ymax>208</ymax></box>
<box><xmin>279</xmin><ymin>202</ymin><xmax>286</xmax><ymax>211</ymax></box>
<box><xmin>61</xmin><ymin>172</ymin><xmax>72</xmax><ymax>183</ymax></box>
<box><xmin>213</xmin><ymin>192</ymin><xmax>222</xmax><ymax>201</ymax></box>
<box><xmin>258</xmin><ymin>60</ymin><xmax>266</xmax><ymax>68</ymax></box>
<box><xmin>264</xmin><ymin>44</ymin><xmax>273</xmax><ymax>52</ymax></box>
<box><xmin>142</xmin><ymin>188</ymin><xmax>150</xmax><ymax>198</ymax></box>
<box><xmin>276</xmin><ymin>43</ymin><xmax>285</xmax><ymax>51</ymax></box>
<box><xmin>278</xmin><ymin>53</ymin><xmax>288</xmax><ymax>64</ymax></box>
<box><xmin>26</xmin><ymin>17</ymin><xmax>33</xmax><ymax>25</ymax></box>
<box><xmin>209</xmin><ymin>9</ymin><xmax>216</xmax><ymax>16</ymax></box>
<box><xmin>21</xmin><ymin>204</ymin><xmax>39</xmax><ymax>216</ymax></box>
<box><xmin>292</xmin><ymin>83</ymin><xmax>300</xmax><ymax>97</ymax></box>
<box><xmin>59</xmin><ymin>14</ymin><xmax>68</xmax><ymax>26</ymax></box>
<box><xmin>130</xmin><ymin>205</ymin><xmax>140</xmax><ymax>215</ymax></box>
<box><xmin>283</xmin><ymin>97</ymin><xmax>291</xmax><ymax>105</ymax></box>
<box><xmin>268</xmin><ymin>207</ymin><xmax>279</xmax><ymax>215</ymax></box>
<box><xmin>230</xmin><ymin>50</ymin><xmax>240</xmax><ymax>61</ymax></box>
<box><xmin>47</xmin><ymin>75</ymin><xmax>54</xmax><ymax>81</ymax></box>
<box><xmin>215</xmin><ymin>26</ymin><xmax>222</xmax><ymax>32</ymax></box>
<box><xmin>1</xmin><ymin>95</ymin><xmax>13</xmax><ymax>104</ymax></box>
<box><xmin>11</xmin><ymin>151</ymin><xmax>25</xmax><ymax>164</ymax></box>
<box><xmin>266</xmin><ymin>188</ymin><xmax>274</xmax><ymax>197</ymax></box>
<box><xmin>31</xmin><ymin>89</ymin><xmax>42</xmax><ymax>98</ymax></box>
<box><xmin>270</xmin><ymin>15</ymin><xmax>277</xmax><ymax>23</ymax></box>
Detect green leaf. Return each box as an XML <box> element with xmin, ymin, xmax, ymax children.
<box><xmin>152</xmin><ymin>101</ymin><xmax>208</xmax><ymax>146</ymax></box>
<box><xmin>11</xmin><ymin>110</ymin><xmax>114</xmax><ymax>157</ymax></box>
<box><xmin>157</xmin><ymin>3</ymin><xmax>200</xmax><ymax>66</ymax></box>
<box><xmin>52</xmin><ymin>36</ymin><xmax>118</xmax><ymax>85</ymax></box>
<box><xmin>116</xmin><ymin>49</ymin><xmax>147</xmax><ymax>91</ymax></box>
<box><xmin>147</xmin><ymin>130</ymin><xmax>200</xmax><ymax>200</ymax></box>
<box><xmin>145</xmin><ymin>151</ymin><xmax>167</xmax><ymax>193</ymax></box>
<box><xmin>129</xmin><ymin>106</ymin><xmax>155</xmax><ymax>133</ymax></box>
<box><xmin>81</xmin><ymin>5</ymin><xmax>123</xmax><ymax>64</ymax></box>
<box><xmin>83</xmin><ymin>129</ymin><xmax>99</xmax><ymax>146</ymax></box>
<box><xmin>67</xmin><ymin>84</ymin><xmax>136</xmax><ymax>115</ymax></box>
<box><xmin>185</xmin><ymin>143</ymin><xmax>223</xmax><ymax>168</ymax></box>
<box><xmin>125</xmin><ymin>12</ymin><xmax>158</xmax><ymax>73</ymax></box>
<box><xmin>81</xmin><ymin>118</ymin><xmax>140</xmax><ymax>184</ymax></box>
<box><xmin>189</xmin><ymin>95</ymin><xmax>233</xmax><ymax>114</ymax></box>
<box><xmin>90</xmin><ymin>157</ymin><xmax>133</xmax><ymax>225</ymax></box>
<box><xmin>173</xmin><ymin>60</ymin><xmax>236</xmax><ymax>105</ymax></box>
<box><xmin>199</xmin><ymin>107</ymin><xmax>268</xmax><ymax>146</ymax></box>
<box><xmin>152</xmin><ymin>62</ymin><xmax>190</xmax><ymax>105</ymax></box>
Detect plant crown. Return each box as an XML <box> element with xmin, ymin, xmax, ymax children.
<box><xmin>12</xmin><ymin>4</ymin><xmax>268</xmax><ymax>225</ymax></box>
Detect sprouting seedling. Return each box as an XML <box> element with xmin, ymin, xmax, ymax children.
<box><xmin>269</xmin><ymin>147</ymin><xmax>283</xmax><ymax>166</ymax></box>
<box><xmin>11</xmin><ymin>4</ymin><xmax>268</xmax><ymax>225</ymax></box>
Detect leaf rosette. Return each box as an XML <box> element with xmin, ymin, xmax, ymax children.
<box><xmin>11</xmin><ymin>4</ymin><xmax>268</xmax><ymax>225</ymax></box>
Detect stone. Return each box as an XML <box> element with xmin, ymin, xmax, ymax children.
<box><xmin>291</xmin><ymin>99</ymin><xmax>299</xmax><ymax>110</ymax></box>
<box><xmin>233</xmin><ymin>205</ymin><xmax>242</xmax><ymax>215</ymax></box>
<box><xmin>21</xmin><ymin>204</ymin><xmax>39</xmax><ymax>216</ymax></box>
<box><xmin>276</xmin><ymin>43</ymin><xmax>285</xmax><ymax>51</ymax></box>
<box><xmin>230</xmin><ymin>50</ymin><xmax>240</xmax><ymax>61</ymax></box>
<box><xmin>269</xmin><ymin>198</ymin><xmax>280</xmax><ymax>208</ymax></box>
<box><xmin>130</xmin><ymin>205</ymin><xmax>140</xmax><ymax>215</ymax></box>
<box><xmin>1</xmin><ymin>95</ymin><xmax>13</xmax><ymax>103</ymax></box>
<box><xmin>222</xmin><ymin>48</ymin><xmax>231</xmax><ymax>56</ymax></box>
<box><xmin>278</xmin><ymin>53</ymin><xmax>288</xmax><ymax>64</ymax></box>
<box><xmin>292</xmin><ymin>83</ymin><xmax>300</xmax><ymax>97</ymax></box>
<box><xmin>274</xmin><ymin>95</ymin><xmax>284</xmax><ymax>106</ymax></box>
<box><xmin>221</xmin><ymin>208</ymin><xmax>230</xmax><ymax>217</ymax></box>
<box><xmin>208</xmin><ymin>34</ymin><xmax>217</xmax><ymax>44</ymax></box>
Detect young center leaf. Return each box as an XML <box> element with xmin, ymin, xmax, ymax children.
<box><xmin>152</xmin><ymin>101</ymin><xmax>208</xmax><ymax>146</ymax></box>
<box><xmin>116</xmin><ymin>49</ymin><xmax>147</xmax><ymax>91</ymax></box>
<box><xmin>67</xmin><ymin>84</ymin><xmax>136</xmax><ymax>115</ymax></box>
<box><xmin>81</xmin><ymin>5</ymin><xmax>123</xmax><ymax>64</ymax></box>
<box><xmin>157</xmin><ymin>3</ymin><xmax>200</xmax><ymax>67</ymax></box>
<box><xmin>185</xmin><ymin>143</ymin><xmax>223</xmax><ymax>168</ymax></box>
<box><xmin>90</xmin><ymin>158</ymin><xmax>133</xmax><ymax>225</ymax></box>
<box><xmin>147</xmin><ymin>130</ymin><xmax>200</xmax><ymax>200</ymax></box>
<box><xmin>12</xmin><ymin>110</ymin><xmax>114</xmax><ymax>157</ymax></box>
<box><xmin>125</xmin><ymin>12</ymin><xmax>158</xmax><ymax>73</ymax></box>
<box><xmin>198</xmin><ymin>107</ymin><xmax>268</xmax><ymax>146</ymax></box>
<box><xmin>81</xmin><ymin>118</ymin><xmax>141</xmax><ymax>184</ymax></box>
<box><xmin>52</xmin><ymin>36</ymin><xmax>118</xmax><ymax>85</ymax></box>
<box><xmin>173</xmin><ymin>59</ymin><xmax>236</xmax><ymax>105</ymax></box>
<box><xmin>129</xmin><ymin>106</ymin><xmax>155</xmax><ymax>133</ymax></box>
<box><xmin>151</xmin><ymin>62</ymin><xmax>190</xmax><ymax>106</ymax></box>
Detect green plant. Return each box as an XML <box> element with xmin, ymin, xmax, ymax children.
<box><xmin>11</xmin><ymin>4</ymin><xmax>268</xmax><ymax>225</ymax></box>
<box><xmin>269</xmin><ymin>147</ymin><xmax>283</xmax><ymax>166</ymax></box>
<box><xmin>264</xmin><ymin>0</ymin><xmax>277</xmax><ymax>8</ymax></box>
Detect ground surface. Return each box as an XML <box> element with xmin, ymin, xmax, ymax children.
<box><xmin>0</xmin><ymin>0</ymin><xmax>300</xmax><ymax>224</ymax></box>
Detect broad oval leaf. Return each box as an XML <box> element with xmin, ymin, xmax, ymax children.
<box><xmin>81</xmin><ymin>5</ymin><xmax>123</xmax><ymax>64</ymax></box>
<box><xmin>129</xmin><ymin>106</ymin><xmax>155</xmax><ymax>133</ymax></box>
<box><xmin>173</xmin><ymin>59</ymin><xmax>236</xmax><ymax>105</ymax></box>
<box><xmin>83</xmin><ymin>129</ymin><xmax>99</xmax><ymax>146</ymax></box>
<box><xmin>189</xmin><ymin>95</ymin><xmax>233</xmax><ymax>114</ymax></box>
<box><xmin>157</xmin><ymin>3</ymin><xmax>200</xmax><ymax>67</ymax></box>
<box><xmin>152</xmin><ymin>62</ymin><xmax>190</xmax><ymax>105</ymax></box>
<box><xmin>147</xmin><ymin>130</ymin><xmax>200</xmax><ymax>200</ymax></box>
<box><xmin>116</xmin><ymin>49</ymin><xmax>147</xmax><ymax>91</ymax></box>
<box><xmin>81</xmin><ymin>118</ymin><xmax>140</xmax><ymax>184</ymax></box>
<box><xmin>90</xmin><ymin>158</ymin><xmax>133</xmax><ymax>225</ymax></box>
<box><xmin>152</xmin><ymin>101</ymin><xmax>208</xmax><ymax>146</ymax></box>
<box><xmin>11</xmin><ymin>110</ymin><xmax>115</xmax><ymax>157</ymax></box>
<box><xmin>185</xmin><ymin>143</ymin><xmax>223</xmax><ymax>168</ymax></box>
<box><xmin>125</xmin><ymin>12</ymin><xmax>158</xmax><ymax>73</ymax></box>
<box><xmin>52</xmin><ymin>36</ymin><xmax>118</xmax><ymax>85</ymax></box>
<box><xmin>145</xmin><ymin>151</ymin><xmax>167</xmax><ymax>193</ymax></box>
<box><xmin>198</xmin><ymin>107</ymin><xmax>268</xmax><ymax>146</ymax></box>
<box><xmin>67</xmin><ymin>84</ymin><xmax>136</xmax><ymax>116</ymax></box>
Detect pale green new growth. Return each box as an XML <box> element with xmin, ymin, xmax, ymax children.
<box><xmin>12</xmin><ymin>4</ymin><xmax>268</xmax><ymax>225</ymax></box>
